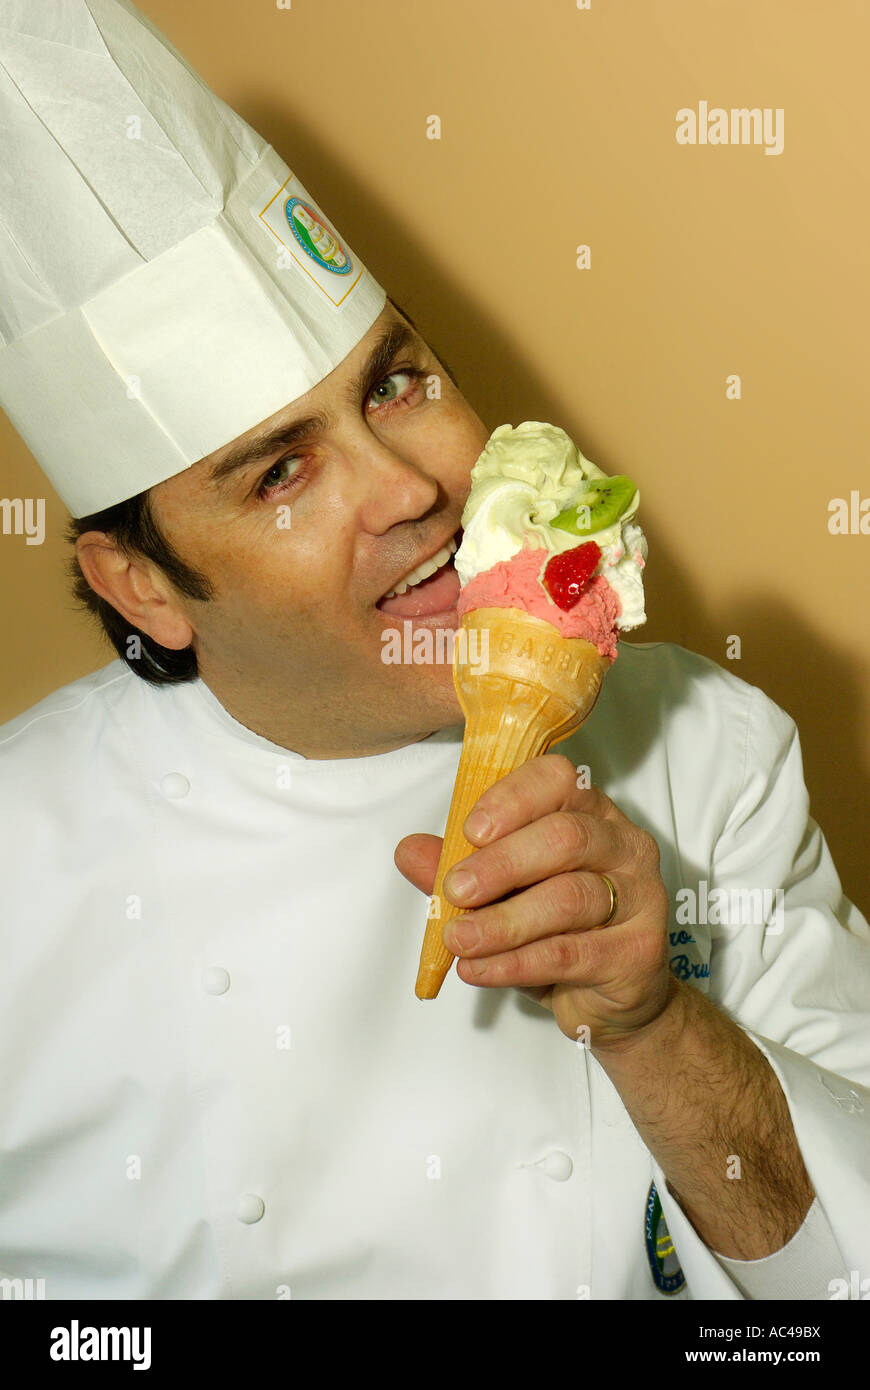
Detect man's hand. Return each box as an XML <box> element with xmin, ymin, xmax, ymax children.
<box><xmin>395</xmin><ymin>753</ymin><xmax>676</xmax><ymax>1046</ymax></box>
<box><xmin>397</xmin><ymin>752</ymin><xmax>818</xmax><ymax>1261</ymax></box>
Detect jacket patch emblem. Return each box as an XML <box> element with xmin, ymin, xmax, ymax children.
<box><xmin>644</xmin><ymin>1182</ymin><xmax>686</xmax><ymax>1294</ymax></box>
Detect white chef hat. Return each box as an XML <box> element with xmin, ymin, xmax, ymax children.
<box><xmin>0</xmin><ymin>0</ymin><xmax>386</xmax><ymax>517</ymax></box>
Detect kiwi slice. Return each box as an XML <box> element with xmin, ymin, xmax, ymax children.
<box><xmin>551</xmin><ymin>475</ymin><xmax>636</xmax><ymax>536</ymax></box>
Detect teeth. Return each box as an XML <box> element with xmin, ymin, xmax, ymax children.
<box><xmin>382</xmin><ymin>539</ymin><xmax>457</xmax><ymax>601</ymax></box>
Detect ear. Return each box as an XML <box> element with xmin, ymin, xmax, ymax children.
<box><xmin>75</xmin><ymin>531</ymin><xmax>195</xmax><ymax>651</ymax></box>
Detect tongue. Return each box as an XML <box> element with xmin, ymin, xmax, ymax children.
<box><xmin>377</xmin><ymin>562</ymin><xmax>461</xmax><ymax>618</ymax></box>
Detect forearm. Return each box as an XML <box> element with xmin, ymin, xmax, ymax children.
<box><xmin>591</xmin><ymin>977</ymin><xmax>816</xmax><ymax>1260</ymax></box>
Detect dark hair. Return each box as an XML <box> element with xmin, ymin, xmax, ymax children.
<box><xmin>64</xmin><ymin>490</ymin><xmax>212</xmax><ymax>685</ymax></box>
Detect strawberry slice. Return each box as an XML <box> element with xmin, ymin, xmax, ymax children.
<box><xmin>543</xmin><ymin>542</ymin><xmax>602</xmax><ymax>610</ymax></box>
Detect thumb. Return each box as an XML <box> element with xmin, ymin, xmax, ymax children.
<box><xmin>394</xmin><ymin>832</ymin><xmax>443</xmax><ymax>896</ymax></box>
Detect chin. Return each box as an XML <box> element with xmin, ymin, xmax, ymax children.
<box><xmin>382</xmin><ymin>661</ymin><xmax>464</xmax><ymax>734</ymax></box>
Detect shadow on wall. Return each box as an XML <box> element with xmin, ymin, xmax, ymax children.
<box><xmin>638</xmin><ymin>538</ymin><xmax>869</xmax><ymax>913</ymax></box>
<box><xmin>238</xmin><ymin>100</ymin><xmax>869</xmax><ymax>913</ymax></box>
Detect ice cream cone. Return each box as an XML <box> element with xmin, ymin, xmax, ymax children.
<box><xmin>415</xmin><ymin>606</ymin><xmax>611</xmax><ymax>999</ymax></box>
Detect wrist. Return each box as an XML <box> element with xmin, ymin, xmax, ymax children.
<box><xmin>590</xmin><ymin>972</ymin><xmax>687</xmax><ymax>1061</ymax></box>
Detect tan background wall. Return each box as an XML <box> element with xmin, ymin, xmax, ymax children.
<box><xmin>1</xmin><ymin>0</ymin><xmax>867</xmax><ymax>906</ymax></box>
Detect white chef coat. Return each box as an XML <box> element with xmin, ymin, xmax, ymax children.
<box><xmin>0</xmin><ymin>641</ymin><xmax>868</xmax><ymax>1301</ymax></box>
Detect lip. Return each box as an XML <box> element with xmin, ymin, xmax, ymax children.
<box><xmin>374</xmin><ymin>603</ymin><xmax>460</xmax><ymax>632</ymax></box>
<box><xmin>375</xmin><ymin>526</ymin><xmax>463</xmax><ymax>606</ymax></box>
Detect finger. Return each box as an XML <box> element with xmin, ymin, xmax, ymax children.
<box><xmin>394</xmin><ymin>833</ymin><xmax>442</xmax><ymax>896</ymax></box>
<box><xmin>455</xmin><ymin>923</ymin><xmax>617</xmax><ymax>990</ymax></box>
<box><xmin>444</xmin><ymin>870</ymin><xmax>621</xmax><ymax>957</ymax></box>
<box><xmin>459</xmin><ymin>754</ymin><xmax>618</xmax><ymax>847</ymax></box>
<box><xmin>457</xmin><ymin>913</ymin><xmax>670</xmax><ymax>992</ymax></box>
<box><xmin>443</xmin><ymin>810</ymin><xmax>629</xmax><ymax>911</ymax></box>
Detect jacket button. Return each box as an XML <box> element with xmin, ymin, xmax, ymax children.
<box><xmin>160</xmin><ymin>772</ymin><xmax>190</xmax><ymax>799</ymax></box>
<box><xmin>236</xmin><ymin>1194</ymin><xmax>265</xmax><ymax>1224</ymax></box>
<box><xmin>202</xmin><ymin>966</ymin><xmax>231</xmax><ymax>995</ymax></box>
<box><xmin>532</xmin><ymin>1152</ymin><xmax>573</xmax><ymax>1181</ymax></box>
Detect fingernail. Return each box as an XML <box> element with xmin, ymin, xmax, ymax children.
<box><xmin>445</xmin><ymin>867</ymin><xmax>476</xmax><ymax>903</ymax></box>
<box><xmin>449</xmin><ymin>918</ymin><xmax>480</xmax><ymax>951</ymax></box>
<box><xmin>464</xmin><ymin>808</ymin><xmax>493</xmax><ymax>841</ymax></box>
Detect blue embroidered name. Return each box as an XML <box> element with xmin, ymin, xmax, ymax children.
<box><xmin>670</xmin><ymin>954</ymin><xmax>710</xmax><ymax>980</ymax></box>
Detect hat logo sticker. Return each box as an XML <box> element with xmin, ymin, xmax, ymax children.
<box><xmin>284</xmin><ymin>198</ymin><xmax>352</xmax><ymax>275</ymax></box>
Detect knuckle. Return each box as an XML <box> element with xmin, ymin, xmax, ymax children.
<box><xmin>476</xmin><ymin>905</ymin><xmax>507</xmax><ymax>949</ymax></box>
<box><xmin>637</xmin><ymin>876</ymin><xmax>670</xmax><ymax>929</ymax></box>
<box><xmin>555</xmin><ymin>873</ymin><xmax>595</xmax><ymax>924</ymax></box>
<box><xmin>581</xmin><ymin>781</ymin><xmax>607</xmax><ymax>814</ymax></box>
<box><xmin>542</xmin><ymin>811</ymin><xmax>587</xmax><ymax>865</ymax></box>
<box><xmin>617</xmin><ymin>927</ymin><xmax>650</xmax><ymax>976</ymax></box>
<box><xmin>649</xmin><ymin>878</ymin><xmax>670</xmax><ymax>916</ymax></box>
<box><xmin>546</xmin><ymin>934</ymin><xmax>581</xmax><ymax>973</ymax></box>
<box><xmin>594</xmin><ymin>786</ymin><xmax>614</xmax><ymax>814</ymax></box>
<box><xmin>546</xmin><ymin>753</ymin><xmax>579</xmax><ymax>788</ymax></box>
<box><xmin>631</xmin><ymin>918</ymin><xmax>669</xmax><ymax>972</ymax></box>
<box><xmin>623</xmin><ymin>873</ymin><xmax>668</xmax><ymax>931</ymax></box>
<box><xmin>534</xmin><ymin>874</ymin><xmax>587</xmax><ymax>930</ymax></box>
<box><xmin>636</xmin><ymin>828</ymin><xmax>661</xmax><ymax>870</ymax></box>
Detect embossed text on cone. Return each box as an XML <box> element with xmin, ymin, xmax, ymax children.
<box><xmin>415</xmin><ymin>607</ymin><xmax>610</xmax><ymax>999</ymax></box>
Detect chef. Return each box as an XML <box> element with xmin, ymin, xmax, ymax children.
<box><xmin>0</xmin><ymin>0</ymin><xmax>868</xmax><ymax>1302</ymax></box>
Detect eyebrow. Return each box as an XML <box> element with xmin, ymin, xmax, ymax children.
<box><xmin>206</xmin><ymin>320</ymin><xmax>419</xmax><ymax>492</ymax></box>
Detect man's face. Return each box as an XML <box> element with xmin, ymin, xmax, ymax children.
<box><xmin>145</xmin><ymin>303</ymin><xmax>492</xmax><ymax>757</ymax></box>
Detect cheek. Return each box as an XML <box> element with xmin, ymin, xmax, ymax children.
<box><xmin>409</xmin><ymin>398</ymin><xmax>490</xmax><ymax>489</ymax></box>
<box><xmin>440</xmin><ymin>401</ymin><xmax>491</xmax><ymax>473</ymax></box>
<box><xmin>150</xmin><ymin>489</ymin><xmax>358</xmax><ymax>628</ymax></box>
<box><xmin>207</xmin><ymin>524</ymin><xmax>354</xmax><ymax>620</ymax></box>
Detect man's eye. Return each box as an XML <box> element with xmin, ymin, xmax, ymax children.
<box><xmin>255</xmin><ymin>367</ymin><xmax>425</xmax><ymax>501</ymax></box>
<box><xmin>256</xmin><ymin>455</ymin><xmax>305</xmax><ymax>500</ymax></box>
<box><xmin>367</xmin><ymin>368</ymin><xmax>422</xmax><ymax>410</ymax></box>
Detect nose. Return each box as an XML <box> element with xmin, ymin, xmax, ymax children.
<box><xmin>353</xmin><ymin>432</ymin><xmax>440</xmax><ymax>534</ymax></box>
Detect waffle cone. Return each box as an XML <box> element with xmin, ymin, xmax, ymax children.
<box><xmin>415</xmin><ymin>606</ymin><xmax>611</xmax><ymax>999</ymax></box>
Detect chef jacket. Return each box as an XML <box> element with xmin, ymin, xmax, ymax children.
<box><xmin>0</xmin><ymin>640</ymin><xmax>868</xmax><ymax>1301</ymax></box>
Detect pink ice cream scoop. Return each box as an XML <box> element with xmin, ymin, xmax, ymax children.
<box><xmin>457</xmin><ymin>539</ymin><xmax>622</xmax><ymax>659</ymax></box>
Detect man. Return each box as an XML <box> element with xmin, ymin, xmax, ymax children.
<box><xmin>0</xmin><ymin>0</ymin><xmax>868</xmax><ymax>1301</ymax></box>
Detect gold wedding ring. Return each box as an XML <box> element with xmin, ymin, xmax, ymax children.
<box><xmin>596</xmin><ymin>872</ymin><xmax>618</xmax><ymax>928</ymax></box>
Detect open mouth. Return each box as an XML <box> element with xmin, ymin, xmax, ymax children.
<box><xmin>375</xmin><ymin>530</ymin><xmax>462</xmax><ymax>620</ymax></box>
